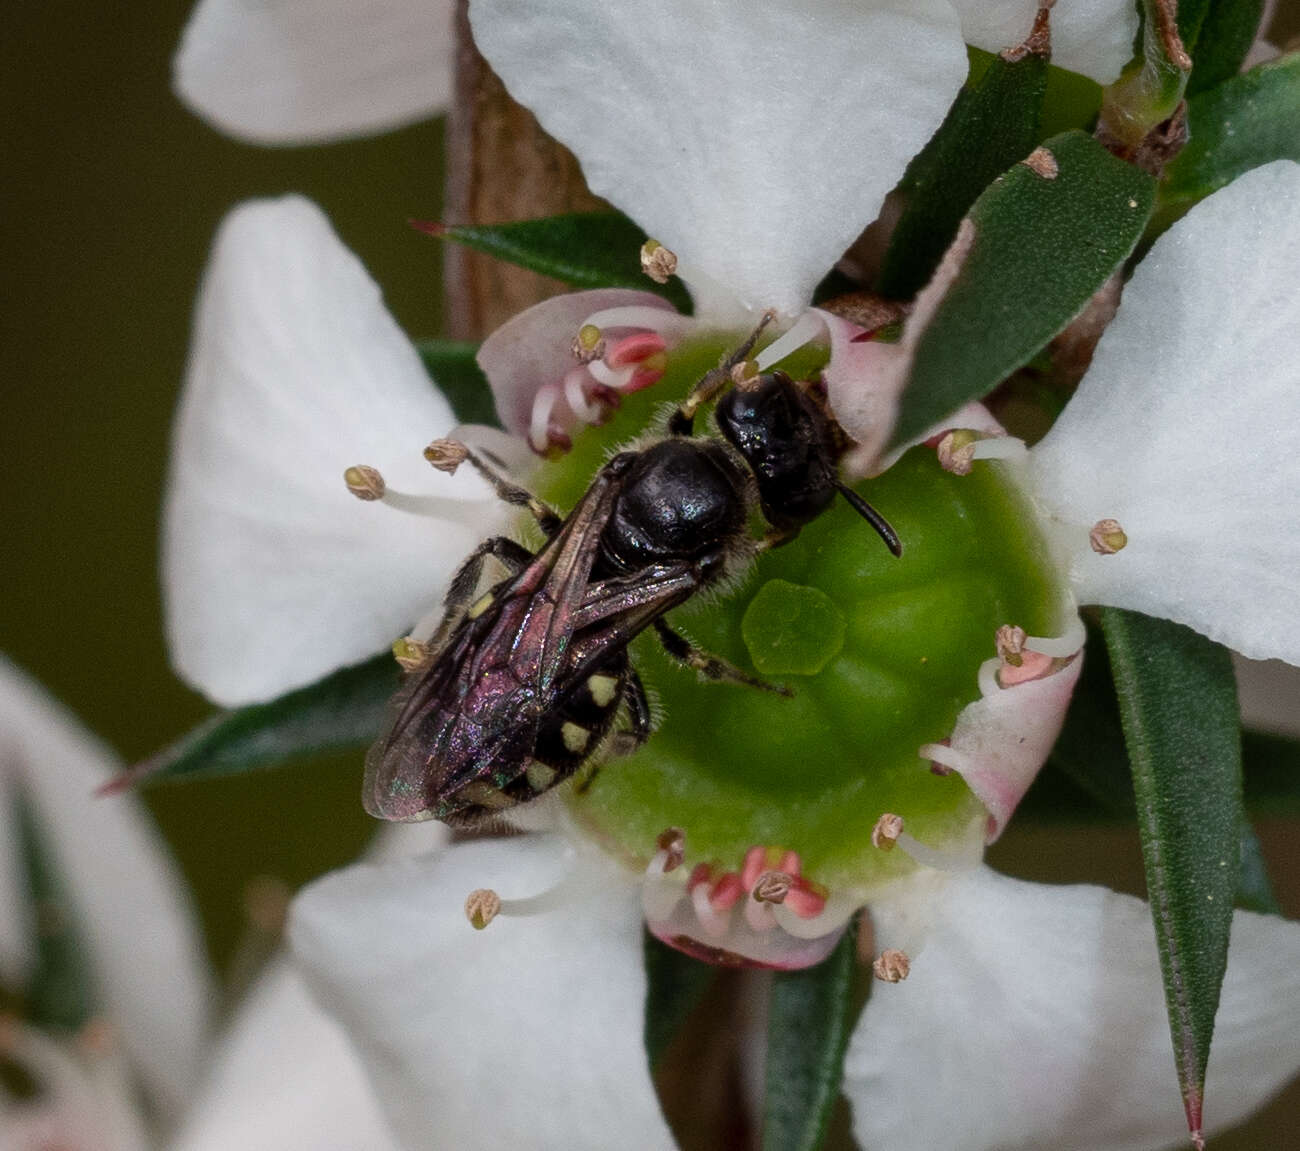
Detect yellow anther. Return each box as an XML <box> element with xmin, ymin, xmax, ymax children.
<box><xmin>1090</xmin><ymin>518</ymin><xmax>1128</xmax><ymax>555</ymax></box>
<box><xmin>640</xmin><ymin>238</ymin><xmax>678</xmax><ymax>284</ymax></box>
<box><xmin>465</xmin><ymin>888</ymin><xmax>502</xmax><ymax>930</ymax></box>
<box><xmin>872</xmin><ymin>948</ymin><xmax>911</xmax><ymax>983</ymax></box>
<box><xmin>344</xmin><ymin>465</ymin><xmax>385</xmax><ymax>501</ymax></box>
<box><xmin>871</xmin><ymin>813</ymin><xmax>904</xmax><ymax>851</ymax></box>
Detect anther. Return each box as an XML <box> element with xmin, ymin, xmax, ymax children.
<box><xmin>996</xmin><ymin>624</ymin><xmax>1027</xmax><ymax>667</ymax></box>
<box><xmin>871</xmin><ymin>813</ymin><xmax>904</xmax><ymax>851</ymax></box>
<box><xmin>572</xmin><ymin>324</ymin><xmax>606</xmax><ymax>364</ymax></box>
<box><xmin>1090</xmin><ymin>518</ymin><xmax>1128</xmax><ymax>554</ymax></box>
<box><xmin>730</xmin><ymin>359</ymin><xmax>760</xmax><ymax>387</ymax></box>
<box><xmin>656</xmin><ymin>827</ymin><xmax>686</xmax><ymax>873</ymax></box>
<box><xmin>872</xmin><ymin>948</ymin><xmax>911</xmax><ymax>983</ymax></box>
<box><xmin>392</xmin><ymin>636</ymin><xmax>430</xmax><ymax>672</ymax></box>
<box><xmin>424</xmin><ymin>438</ymin><xmax>469</xmax><ymax>474</ymax></box>
<box><xmin>465</xmin><ymin>888</ymin><xmax>502</xmax><ymax>930</ymax></box>
<box><xmin>640</xmin><ymin>239</ymin><xmax>678</xmax><ymax>284</ymax></box>
<box><xmin>752</xmin><ymin>871</ymin><xmax>793</xmax><ymax>904</ymax></box>
<box><xmin>935</xmin><ymin>429</ymin><xmax>982</xmax><ymax>476</ymax></box>
<box><xmin>344</xmin><ymin>465</ymin><xmax>386</xmax><ymax>501</ymax></box>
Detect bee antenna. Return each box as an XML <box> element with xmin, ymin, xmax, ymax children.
<box><xmin>833</xmin><ymin>481</ymin><xmax>902</xmax><ymax>557</ymax></box>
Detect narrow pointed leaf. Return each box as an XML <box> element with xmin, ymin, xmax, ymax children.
<box><xmin>114</xmin><ymin>654</ymin><xmax>397</xmax><ymax>790</ymax></box>
<box><xmin>642</xmin><ymin>932</ymin><xmax>720</xmax><ymax>1070</ymax></box>
<box><xmin>1160</xmin><ymin>52</ymin><xmax>1300</xmax><ymax>218</ymax></box>
<box><xmin>1186</xmin><ymin>0</ymin><xmax>1267</xmax><ymax>96</ymax></box>
<box><xmin>1100</xmin><ymin>607</ymin><xmax>1241</xmax><ymax>1145</ymax></box>
<box><xmin>416</xmin><ymin>339</ymin><xmax>501</xmax><ymax>428</ymax></box>
<box><xmin>890</xmin><ymin>131</ymin><xmax>1155</xmax><ymax>448</ymax></box>
<box><xmin>878</xmin><ymin>46</ymin><xmax>1047</xmax><ymax>299</ymax></box>
<box><xmin>762</xmin><ymin>928</ymin><xmax>860</xmax><ymax>1151</ymax></box>
<box><xmin>429</xmin><ymin>213</ymin><xmax>692</xmax><ymax>312</ymax></box>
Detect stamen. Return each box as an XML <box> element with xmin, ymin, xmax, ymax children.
<box><xmin>752</xmin><ymin>871</ymin><xmax>793</xmax><ymax>904</ymax></box>
<box><xmin>754</xmin><ymin>310</ymin><xmax>826</xmax><ymax>370</ymax></box>
<box><xmin>564</xmin><ymin>370</ymin><xmax>604</xmax><ymax>423</ymax></box>
<box><xmin>935</xmin><ymin>430</ymin><xmax>981</xmax><ymax>475</ymax></box>
<box><xmin>970</xmin><ymin>436</ymin><xmax>1029</xmax><ymax>461</ymax></box>
<box><xmin>465</xmin><ymin>888</ymin><xmax>502</xmax><ymax>930</ymax></box>
<box><xmin>640</xmin><ymin>239</ymin><xmax>679</xmax><ymax>284</ymax></box>
<box><xmin>392</xmin><ymin>636</ymin><xmax>430</xmax><ymax>671</ymax></box>
<box><xmin>996</xmin><ymin>624</ymin><xmax>1028</xmax><ymax>667</ymax></box>
<box><xmin>585</xmin><ymin>358</ymin><xmax>637</xmax><ymax>389</ymax></box>
<box><xmin>529</xmin><ymin>385</ymin><xmax>561</xmax><ymax>454</ymax></box>
<box><xmin>655</xmin><ymin>827</ymin><xmax>686</xmax><ymax>873</ymax></box>
<box><xmin>731</xmin><ymin>359</ymin><xmax>759</xmax><ymax>386</ymax></box>
<box><xmin>423</xmin><ymin>438</ymin><xmax>469</xmax><ymax>474</ymax></box>
<box><xmin>572</xmin><ymin>323</ymin><xmax>606</xmax><ymax>364</ymax></box>
<box><xmin>872</xmin><ymin>948</ymin><xmax>911</xmax><ymax>983</ymax></box>
<box><xmin>1089</xmin><ymin>517</ymin><xmax>1128</xmax><ymax>554</ymax></box>
<box><xmin>344</xmin><ymin>465</ymin><xmax>386</xmax><ymax>501</ymax></box>
<box><xmin>871</xmin><ymin>813</ymin><xmax>904</xmax><ymax>851</ymax></box>
<box><xmin>582</xmin><ymin>305</ymin><xmax>692</xmax><ymax>338</ymax></box>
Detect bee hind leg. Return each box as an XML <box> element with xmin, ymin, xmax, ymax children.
<box><xmin>653</xmin><ymin>618</ymin><xmax>792</xmax><ymax>697</ymax></box>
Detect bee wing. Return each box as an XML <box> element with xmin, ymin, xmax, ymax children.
<box><xmin>362</xmin><ymin>464</ymin><xmax>626</xmax><ymax>823</ymax></box>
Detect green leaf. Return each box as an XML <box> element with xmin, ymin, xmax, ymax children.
<box><xmin>1186</xmin><ymin>0</ymin><xmax>1267</xmax><ymax>96</ymax></box>
<box><xmin>890</xmin><ymin>131</ymin><xmax>1155</xmax><ymax>449</ymax></box>
<box><xmin>14</xmin><ymin>793</ymin><xmax>95</xmax><ymax>1031</ymax></box>
<box><xmin>1100</xmin><ymin>607</ymin><xmax>1241</xmax><ymax>1144</ymax></box>
<box><xmin>1097</xmin><ymin>0</ymin><xmax>1193</xmax><ymax>153</ymax></box>
<box><xmin>416</xmin><ymin>339</ymin><xmax>501</xmax><ymax>429</ymax></box>
<box><xmin>119</xmin><ymin>654</ymin><xmax>398</xmax><ymax>789</ymax></box>
<box><xmin>642</xmin><ymin>932</ymin><xmax>720</xmax><ymax>1069</ymax></box>
<box><xmin>878</xmin><ymin>47</ymin><xmax>1047</xmax><ymax>299</ymax></box>
<box><xmin>430</xmin><ymin>213</ymin><xmax>692</xmax><ymax>313</ymax></box>
<box><xmin>762</xmin><ymin>928</ymin><xmax>860</xmax><ymax>1151</ymax></box>
<box><xmin>1160</xmin><ymin>52</ymin><xmax>1300</xmax><ymax>217</ymax></box>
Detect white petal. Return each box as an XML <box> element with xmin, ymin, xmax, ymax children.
<box><xmin>174</xmin><ymin>0</ymin><xmax>454</xmax><ymax>145</ymax></box>
<box><xmin>165</xmin><ymin>196</ymin><xmax>504</xmax><ymax>706</ymax></box>
<box><xmin>468</xmin><ymin>0</ymin><xmax>968</xmax><ymax>319</ymax></box>
<box><xmin>1027</xmin><ymin>161</ymin><xmax>1300</xmax><ymax>665</ymax></box>
<box><xmin>847</xmin><ymin>867</ymin><xmax>1300</xmax><ymax>1151</ymax></box>
<box><xmin>477</xmin><ymin>288</ymin><xmax>682</xmax><ymax>438</ymax></box>
<box><xmin>0</xmin><ymin>658</ymin><xmax>214</xmax><ymax>1121</ymax></box>
<box><xmin>170</xmin><ymin>958</ymin><xmax>400</xmax><ymax>1151</ymax></box>
<box><xmin>923</xmin><ymin>643</ymin><xmax>1084</xmax><ymax>841</ymax></box>
<box><xmin>950</xmin><ymin>0</ymin><xmax>1138</xmax><ymax>84</ymax></box>
<box><xmin>290</xmin><ymin>837</ymin><xmax>675</xmax><ymax>1150</ymax></box>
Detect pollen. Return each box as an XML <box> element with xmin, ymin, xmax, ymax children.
<box><xmin>572</xmin><ymin>323</ymin><xmax>605</xmax><ymax>364</ymax></box>
<box><xmin>526</xmin><ymin>762</ymin><xmax>558</xmax><ymax>791</ymax></box>
<box><xmin>872</xmin><ymin>948</ymin><xmax>911</xmax><ymax>983</ymax></box>
<box><xmin>423</xmin><ymin>438</ymin><xmax>469</xmax><ymax>474</ymax></box>
<box><xmin>752</xmin><ymin>871</ymin><xmax>793</xmax><ymax>904</ymax></box>
<box><xmin>871</xmin><ymin>812</ymin><xmax>904</xmax><ymax>851</ymax></box>
<box><xmin>1089</xmin><ymin>518</ymin><xmax>1128</xmax><ymax>554</ymax></box>
<box><xmin>995</xmin><ymin>624</ymin><xmax>1027</xmax><ymax>667</ymax></box>
<box><xmin>392</xmin><ymin>636</ymin><xmax>430</xmax><ymax>671</ymax></box>
<box><xmin>467</xmin><ymin>592</ymin><xmax>496</xmax><ymax>620</ymax></box>
<box><xmin>640</xmin><ymin>238</ymin><xmax>678</xmax><ymax>284</ymax></box>
<box><xmin>935</xmin><ymin>430</ymin><xmax>981</xmax><ymax>476</ymax></box>
<box><xmin>465</xmin><ymin>888</ymin><xmax>502</xmax><ymax>930</ymax></box>
<box><xmin>344</xmin><ymin>464</ymin><xmax>385</xmax><ymax>501</ymax></box>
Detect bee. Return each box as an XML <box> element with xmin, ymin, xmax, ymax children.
<box><xmin>363</xmin><ymin>319</ymin><xmax>902</xmax><ymax>827</ymax></box>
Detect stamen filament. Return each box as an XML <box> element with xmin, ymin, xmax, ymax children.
<box><xmin>755</xmin><ymin>311</ymin><xmax>827</xmax><ymax>370</ymax></box>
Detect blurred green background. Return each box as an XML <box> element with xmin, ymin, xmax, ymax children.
<box><xmin>3</xmin><ymin>2</ymin><xmax>1298</xmax><ymax>1145</ymax></box>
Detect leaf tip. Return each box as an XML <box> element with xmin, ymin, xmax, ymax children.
<box><xmin>1184</xmin><ymin>1085</ymin><xmax>1205</xmax><ymax>1150</ymax></box>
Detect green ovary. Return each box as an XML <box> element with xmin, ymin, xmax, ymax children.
<box><xmin>537</xmin><ymin>334</ymin><xmax>1063</xmax><ymax>893</ymax></box>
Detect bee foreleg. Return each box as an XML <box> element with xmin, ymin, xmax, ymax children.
<box><xmin>668</xmin><ymin>310</ymin><xmax>776</xmax><ymax>436</ymax></box>
<box><xmin>452</xmin><ymin>445</ymin><xmax>564</xmax><ymax>538</ymax></box>
<box><xmin>653</xmin><ymin>618</ymin><xmax>793</xmax><ymax>697</ymax></box>
<box><xmin>434</xmin><ymin>536</ymin><xmax>536</xmax><ymax>648</ymax></box>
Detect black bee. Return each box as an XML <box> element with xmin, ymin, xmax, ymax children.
<box><xmin>363</xmin><ymin>319</ymin><xmax>902</xmax><ymax>827</ymax></box>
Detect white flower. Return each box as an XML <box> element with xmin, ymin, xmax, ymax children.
<box><xmin>160</xmin><ymin>1</ymin><xmax>1300</xmax><ymax>1146</ymax></box>
<box><xmin>171</xmin><ymin>0</ymin><xmax>1135</xmax><ymax>150</ymax></box>
<box><xmin>173</xmin><ymin>0</ymin><xmax>457</xmax><ymax>145</ymax></box>
<box><xmin>0</xmin><ymin>657</ymin><xmax>212</xmax><ymax>1148</ymax></box>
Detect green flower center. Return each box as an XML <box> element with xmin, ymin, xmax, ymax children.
<box><xmin>536</xmin><ymin>333</ymin><xmax>1063</xmax><ymax>895</ymax></box>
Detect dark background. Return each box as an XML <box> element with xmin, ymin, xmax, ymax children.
<box><xmin>3</xmin><ymin>2</ymin><xmax>1298</xmax><ymax>1145</ymax></box>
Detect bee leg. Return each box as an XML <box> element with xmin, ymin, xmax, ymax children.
<box><xmin>431</xmin><ymin>536</ymin><xmax>535</xmax><ymax>649</ymax></box>
<box><xmin>652</xmin><ymin>618</ymin><xmax>793</xmax><ymax>697</ymax></box>
<box><xmin>668</xmin><ymin>310</ymin><xmax>777</xmax><ymax>435</ymax></box>
<box><xmin>440</xmin><ymin>442</ymin><xmax>564</xmax><ymax>538</ymax></box>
